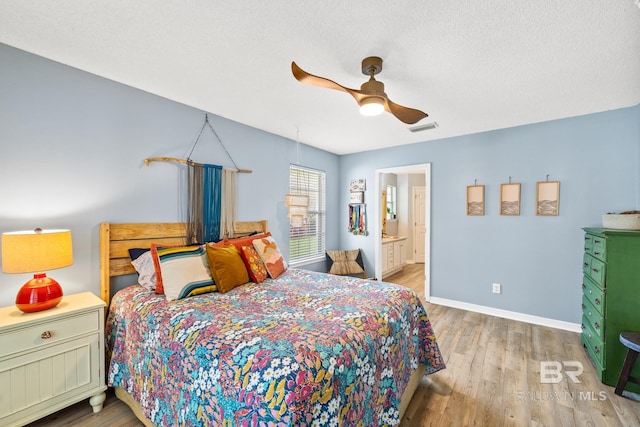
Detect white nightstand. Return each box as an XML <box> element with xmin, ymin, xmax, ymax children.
<box><xmin>0</xmin><ymin>292</ymin><xmax>107</xmax><ymax>426</ymax></box>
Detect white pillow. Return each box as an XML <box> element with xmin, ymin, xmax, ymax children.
<box><xmin>131</xmin><ymin>251</ymin><xmax>156</xmax><ymax>291</ymax></box>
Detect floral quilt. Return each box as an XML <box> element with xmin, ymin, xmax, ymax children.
<box><xmin>106</xmin><ymin>268</ymin><xmax>445</xmax><ymax>426</ymax></box>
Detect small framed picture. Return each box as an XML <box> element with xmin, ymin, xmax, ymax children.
<box><xmin>467</xmin><ymin>185</ymin><xmax>485</xmax><ymax>216</ymax></box>
<box><xmin>349</xmin><ymin>191</ymin><xmax>364</xmax><ymax>203</ymax></box>
<box><xmin>500</xmin><ymin>183</ymin><xmax>521</xmax><ymax>216</ymax></box>
<box><xmin>536</xmin><ymin>181</ymin><xmax>560</xmax><ymax>216</ymax></box>
<box><xmin>349</xmin><ymin>178</ymin><xmax>366</xmax><ymax>192</ymax></box>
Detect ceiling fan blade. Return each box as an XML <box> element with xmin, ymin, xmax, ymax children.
<box><xmin>384</xmin><ymin>98</ymin><xmax>428</xmax><ymax>125</ymax></box>
<box><xmin>291</xmin><ymin>62</ymin><xmax>365</xmax><ymax>103</ymax></box>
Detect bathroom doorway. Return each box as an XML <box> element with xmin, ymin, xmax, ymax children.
<box><xmin>374</xmin><ymin>163</ymin><xmax>431</xmax><ymax>300</ymax></box>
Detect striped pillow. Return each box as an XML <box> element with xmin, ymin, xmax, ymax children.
<box><xmin>151</xmin><ymin>244</ymin><xmax>216</xmax><ymax>300</ymax></box>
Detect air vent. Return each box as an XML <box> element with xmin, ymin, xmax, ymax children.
<box><xmin>408</xmin><ymin>122</ymin><xmax>438</xmax><ymax>133</ymax></box>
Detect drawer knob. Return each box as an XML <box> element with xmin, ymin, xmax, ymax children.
<box><xmin>594</xmin><ymin>251</ymin><xmax>600</xmax><ymax>255</ymax></box>
<box><xmin>592</xmin><ymin>268</ymin><xmax>599</xmax><ymax>273</ymax></box>
<box><xmin>594</xmin><ymin>298</ymin><xmax>601</xmax><ymax>305</ymax></box>
<box><xmin>583</xmin><ymin>263</ymin><xmax>589</xmax><ymax>267</ymax></box>
<box><xmin>594</xmin><ymin>346</ymin><xmax>600</xmax><ymax>354</ymax></box>
<box><xmin>582</xmin><ymin>303</ymin><xmax>586</xmax><ymax>310</ymax></box>
<box><xmin>41</xmin><ymin>331</ymin><xmax>52</xmax><ymax>339</ymax></box>
<box><xmin>582</xmin><ymin>283</ymin><xmax>586</xmax><ymax>289</ymax></box>
<box><xmin>594</xmin><ymin>239</ymin><xmax>600</xmax><ymax>244</ymax></box>
<box><xmin>594</xmin><ymin>322</ymin><xmax>600</xmax><ymax>330</ymax></box>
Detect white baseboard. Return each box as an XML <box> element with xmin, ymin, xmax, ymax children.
<box><xmin>428</xmin><ymin>296</ymin><xmax>582</xmax><ymax>333</ymax></box>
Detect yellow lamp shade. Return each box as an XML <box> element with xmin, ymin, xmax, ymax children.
<box><xmin>2</xmin><ymin>229</ymin><xmax>73</xmax><ymax>313</ymax></box>
<box><xmin>2</xmin><ymin>229</ymin><xmax>73</xmax><ymax>273</ymax></box>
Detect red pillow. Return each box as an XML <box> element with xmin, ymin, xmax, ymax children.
<box><xmin>210</xmin><ymin>232</ymin><xmax>271</xmax><ymax>253</ymax></box>
<box><xmin>240</xmin><ymin>245</ymin><xmax>269</xmax><ymax>284</ymax></box>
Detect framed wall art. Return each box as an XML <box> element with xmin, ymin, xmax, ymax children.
<box><xmin>349</xmin><ymin>178</ymin><xmax>366</xmax><ymax>192</ymax></box>
<box><xmin>467</xmin><ymin>184</ymin><xmax>485</xmax><ymax>216</ymax></box>
<box><xmin>536</xmin><ymin>179</ymin><xmax>560</xmax><ymax>216</ymax></box>
<box><xmin>500</xmin><ymin>181</ymin><xmax>521</xmax><ymax>216</ymax></box>
<box><xmin>349</xmin><ymin>191</ymin><xmax>364</xmax><ymax>203</ymax></box>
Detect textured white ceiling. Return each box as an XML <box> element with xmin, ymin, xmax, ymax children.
<box><xmin>1</xmin><ymin>1</ymin><xmax>639</xmax><ymax>155</ymax></box>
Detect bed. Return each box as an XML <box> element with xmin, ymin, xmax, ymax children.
<box><xmin>101</xmin><ymin>220</ymin><xmax>445</xmax><ymax>426</ymax></box>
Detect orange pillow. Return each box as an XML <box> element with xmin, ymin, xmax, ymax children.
<box><xmin>205</xmin><ymin>244</ymin><xmax>249</xmax><ymax>293</ymax></box>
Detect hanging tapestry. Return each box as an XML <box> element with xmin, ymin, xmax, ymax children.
<box><xmin>187</xmin><ymin>163</ymin><xmax>222</xmax><ymax>244</ymax></box>
<box><xmin>348</xmin><ymin>203</ymin><xmax>367</xmax><ymax>235</ymax></box>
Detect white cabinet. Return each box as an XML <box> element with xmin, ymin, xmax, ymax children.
<box><xmin>0</xmin><ymin>292</ymin><xmax>106</xmax><ymax>426</ymax></box>
<box><xmin>382</xmin><ymin>237</ymin><xmax>407</xmax><ymax>279</ymax></box>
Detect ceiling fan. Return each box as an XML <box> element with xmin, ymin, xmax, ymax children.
<box><xmin>291</xmin><ymin>56</ymin><xmax>428</xmax><ymax>125</ymax></box>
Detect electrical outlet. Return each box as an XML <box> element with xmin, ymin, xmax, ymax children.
<box><xmin>492</xmin><ymin>283</ymin><xmax>501</xmax><ymax>294</ymax></box>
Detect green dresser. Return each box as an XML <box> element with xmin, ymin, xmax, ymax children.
<box><xmin>581</xmin><ymin>228</ymin><xmax>640</xmax><ymax>392</ymax></box>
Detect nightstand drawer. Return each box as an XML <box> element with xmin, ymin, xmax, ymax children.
<box><xmin>0</xmin><ymin>311</ymin><xmax>100</xmax><ymax>356</ymax></box>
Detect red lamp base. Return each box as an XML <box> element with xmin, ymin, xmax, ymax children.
<box><xmin>15</xmin><ymin>273</ymin><xmax>64</xmax><ymax>313</ymax></box>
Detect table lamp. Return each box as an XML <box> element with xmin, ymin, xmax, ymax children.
<box><xmin>1</xmin><ymin>228</ymin><xmax>73</xmax><ymax>312</ymax></box>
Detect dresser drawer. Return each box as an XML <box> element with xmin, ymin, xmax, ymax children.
<box><xmin>590</xmin><ymin>235</ymin><xmax>607</xmax><ymax>262</ymax></box>
<box><xmin>582</xmin><ymin>275</ymin><xmax>605</xmax><ymax>316</ymax></box>
<box><xmin>0</xmin><ymin>311</ymin><xmax>100</xmax><ymax>356</ymax></box>
<box><xmin>582</xmin><ymin>252</ymin><xmax>593</xmax><ymax>277</ymax></box>
<box><xmin>588</xmin><ymin>256</ymin><xmax>606</xmax><ymax>287</ymax></box>
<box><xmin>582</xmin><ymin>296</ymin><xmax>604</xmax><ymax>339</ymax></box>
<box><xmin>583</xmin><ymin>234</ymin><xmax>594</xmax><ymax>255</ymax></box>
<box><xmin>581</xmin><ymin>317</ymin><xmax>605</xmax><ymax>367</ymax></box>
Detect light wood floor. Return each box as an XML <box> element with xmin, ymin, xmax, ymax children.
<box><xmin>28</xmin><ymin>264</ymin><xmax>640</xmax><ymax>427</ymax></box>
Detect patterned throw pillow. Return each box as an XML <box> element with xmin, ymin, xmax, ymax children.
<box><xmin>205</xmin><ymin>244</ymin><xmax>250</xmax><ymax>293</ymax></box>
<box><xmin>151</xmin><ymin>244</ymin><xmax>216</xmax><ymax>300</ymax></box>
<box><xmin>240</xmin><ymin>245</ymin><xmax>268</xmax><ymax>283</ymax></box>
<box><xmin>252</xmin><ymin>236</ymin><xmax>287</xmax><ymax>279</ymax></box>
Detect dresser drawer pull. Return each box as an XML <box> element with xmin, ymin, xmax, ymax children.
<box><xmin>41</xmin><ymin>331</ymin><xmax>52</xmax><ymax>339</ymax></box>
<box><xmin>594</xmin><ymin>251</ymin><xmax>601</xmax><ymax>256</ymax></box>
<box><xmin>592</xmin><ymin>268</ymin><xmax>599</xmax><ymax>273</ymax></box>
<box><xmin>582</xmin><ymin>283</ymin><xmax>586</xmax><ymax>289</ymax></box>
<box><xmin>582</xmin><ymin>303</ymin><xmax>586</xmax><ymax>310</ymax></box>
<box><xmin>594</xmin><ymin>346</ymin><xmax>600</xmax><ymax>354</ymax></box>
<box><xmin>594</xmin><ymin>239</ymin><xmax>600</xmax><ymax>244</ymax></box>
<box><xmin>581</xmin><ymin>323</ymin><xmax>585</xmax><ymax>330</ymax></box>
<box><xmin>584</xmin><ymin>262</ymin><xmax>589</xmax><ymax>267</ymax></box>
<box><xmin>594</xmin><ymin>298</ymin><xmax>601</xmax><ymax>305</ymax></box>
<box><xmin>594</xmin><ymin>322</ymin><xmax>600</xmax><ymax>330</ymax></box>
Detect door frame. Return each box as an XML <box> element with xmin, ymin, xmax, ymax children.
<box><xmin>374</xmin><ymin>163</ymin><xmax>432</xmax><ymax>300</ymax></box>
<box><xmin>412</xmin><ymin>186</ymin><xmax>426</xmax><ymax>263</ymax></box>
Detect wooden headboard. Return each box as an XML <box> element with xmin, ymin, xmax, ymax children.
<box><xmin>99</xmin><ymin>220</ymin><xmax>268</xmax><ymax>305</ymax></box>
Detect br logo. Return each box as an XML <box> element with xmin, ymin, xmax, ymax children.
<box><xmin>540</xmin><ymin>361</ymin><xmax>583</xmax><ymax>384</ymax></box>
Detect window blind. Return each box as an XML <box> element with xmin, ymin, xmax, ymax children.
<box><xmin>289</xmin><ymin>165</ymin><xmax>326</xmax><ymax>265</ymax></box>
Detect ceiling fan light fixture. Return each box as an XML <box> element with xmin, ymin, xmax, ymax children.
<box><xmin>359</xmin><ymin>97</ymin><xmax>385</xmax><ymax>116</ymax></box>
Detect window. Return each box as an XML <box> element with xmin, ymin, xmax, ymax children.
<box><xmin>289</xmin><ymin>165</ymin><xmax>326</xmax><ymax>266</ymax></box>
<box><xmin>386</xmin><ymin>185</ymin><xmax>397</xmax><ymax>220</ymax></box>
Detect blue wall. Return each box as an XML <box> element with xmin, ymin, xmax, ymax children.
<box><xmin>339</xmin><ymin>107</ymin><xmax>640</xmax><ymax>323</ymax></box>
<box><xmin>1</xmin><ymin>43</ymin><xmax>639</xmax><ymax>325</ymax></box>
<box><xmin>0</xmin><ymin>43</ymin><xmax>339</xmax><ymax>307</ymax></box>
